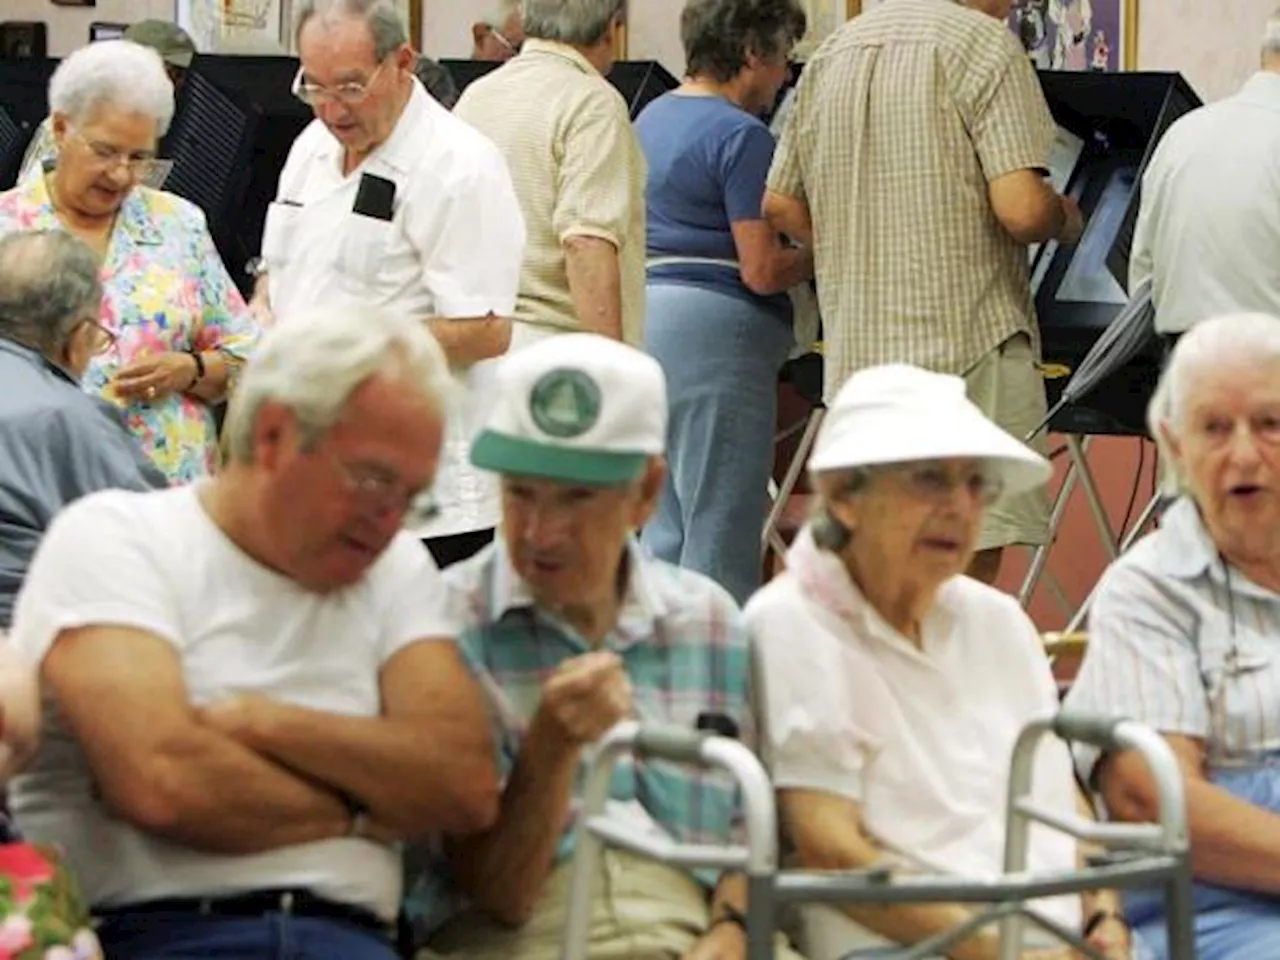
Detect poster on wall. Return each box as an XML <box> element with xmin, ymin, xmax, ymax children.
<box><xmin>1007</xmin><ymin>0</ymin><xmax>1137</xmax><ymax>72</ymax></box>
<box><xmin>177</xmin><ymin>0</ymin><xmax>285</xmax><ymax>54</ymax></box>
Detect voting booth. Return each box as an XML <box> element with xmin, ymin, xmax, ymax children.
<box><xmin>1033</xmin><ymin>69</ymin><xmax>1201</xmax><ymax>437</ymax></box>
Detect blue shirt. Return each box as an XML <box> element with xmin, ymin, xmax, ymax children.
<box><xmin>0</xmin><ymin>339</ymin><xmax>166</xmax><ymax>628</ymax></box>
<box><xmin>635</xmin><ymin>92</ymin><xmax>791</xmax><ymax>320</ymax></box>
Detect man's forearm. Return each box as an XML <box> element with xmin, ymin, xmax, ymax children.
<box><xmin>564</xmin><ymin>235</ymin><xmax>623</xmax><ymax>340</ymax></box>
<box><xmin>128</xmin><ymin>728</ymin><xmax>349</xmax><ymax>855</ymax></box>
<box><xmin>239</xmin><ymin>701</ymin><xmax>497</xmax><ymax>838</ymax></box>
<box><xmin>763</xmin><ymin>190</ymin><xmax>814</xmax><ymax>248</ymax></box>
<box><xmin>445</xmin><ymin>715</ymin><xmax>580</xmax><ymax>927</ymax></box>
<box><xmin>427</xmin><ymin>315</ymin><xmax>512</xmax><ymax>368</ymax></box>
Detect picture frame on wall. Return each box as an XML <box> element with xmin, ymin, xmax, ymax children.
<box><xmin>1008</xmin><ymin>0</ymin><xmax>1139</xmax><ymax>72</ymax></box>
<box><xmin>176</xmin><ymin>0</ymin><xmax>286</xmax><ymax>54</ymax></box>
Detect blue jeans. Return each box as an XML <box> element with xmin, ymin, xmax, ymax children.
<box><xmin>1126</xmin><ymin>761</ymin><xmax>1280</xmax><ymax>959</ymax></box>
<box><xmin>641</xmin><ymin>282</ymin><xmax>793</xmax><ymax>605</ymax></box>
<box><xmin>95</xmin><ymin>911</ymin><xmax>400</xmax><ymax>960</ymax></box>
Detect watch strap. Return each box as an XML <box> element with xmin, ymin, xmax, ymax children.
<box><xmin>186</xmin><ymin>349</ymin><xmax>205</xmax><ymax>388</ymax></box>
<box><xmin>708</xmin><ymin>903</ymin><xmax>748</xmax><ymax>934</ymax></box>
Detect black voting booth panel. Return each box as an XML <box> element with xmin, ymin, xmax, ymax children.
<box><xmin>439</xmin><ymin>58</ymin><xmax>499</xmax><ymax>94</ymax></box>
<box><xmin>608</xmin><ymin>60</ymin><xmax>679</xmax><ymax>118</ymax></box>
<box><xmin>441</xmin><ymin>58</ymin><xmax>678</xmax><ymax>119</ymax></box>
<box><xmin>0</xmin><ymin>57</ymin><xmax>55</xmax><ymax>190</ymax></box>
<box><xmin>163</xmin><ymin>54</ymin><xmax>311</xmax><ymax>296</ymax></box>
<box><xmin>1033</xmin><ymin>70</ymin><xmax>1200</xmax><ymax>436</ymax></box>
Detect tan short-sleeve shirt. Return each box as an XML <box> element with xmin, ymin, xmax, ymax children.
<box><xmin>455</xmin><ymin>40</ymin><xmax>647</xmax><ymax>345</ymax></box>
<box><xmin>769</xmin><ymin>0</ymin><xmax>1056</xmax><ymax>397</ymax></box>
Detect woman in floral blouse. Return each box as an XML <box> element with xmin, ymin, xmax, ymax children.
<box><xmin>0</xmin><ymin>40</ymin><xmax>259</xmax><ymax>484</ymax></box>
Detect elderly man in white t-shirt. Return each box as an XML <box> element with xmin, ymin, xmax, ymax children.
<box><xmin>7</xmin><ymin>307</ymin><xmax>498</xmax><ymax>960</ymax></box>
<box><xmin>746</xmin><ymin>365</ymin><xmax>1131</xmax><ymax>960</ymax></box>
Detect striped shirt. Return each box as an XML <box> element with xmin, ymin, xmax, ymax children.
<box><xmin>1065</xmin><ymin>497</ymin><xmax>1280</xmax><ymax>780</ymax></box>
<box><xmin>454</xmin><ymin>40</ymin><xmax>647</xmax><ymax>344</ymax></box>
<box><xmin>767</xmin><ymin>0</ymin><xmax>1057</xmax><ymax>398</ymax></box>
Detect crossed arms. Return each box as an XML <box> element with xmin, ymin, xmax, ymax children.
<box><xmin>42</xmin><ymin>625</ymin><xmax>498</xmax><ymax>854</ymax></box>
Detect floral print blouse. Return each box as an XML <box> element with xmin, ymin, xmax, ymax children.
<box><xmin>0</xmin><ymin>175</ymin><xmax>260</xmax><ymax>484</ymax></box>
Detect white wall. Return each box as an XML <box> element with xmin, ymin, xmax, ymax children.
<box><xmin>1139</xmin><ymin>0</ymin><xmax>1272</xmax><ymax>102</ymax></box>
<box><xmin>6</xmin><ymin>0</ymin><xmax>1273</xmax><ymax>98</ymax></box>
<box><xmin>4</xmin><ymin>0</ymin><xmax>172</xmax><ymax>57</ymax></box>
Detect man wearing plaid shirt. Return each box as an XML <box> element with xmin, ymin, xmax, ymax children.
<box><xmin>409</xmin><ymin>334</ymin><xmax>801</xmax><ymax>960</ymax></box>
<box><xmin>764</xmin><ymin>0</ymin><xmax>1086</xmax><ymax>586</ymax></box>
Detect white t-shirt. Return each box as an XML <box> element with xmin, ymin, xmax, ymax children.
<box><xmin>8</xmin><ymin>485</ymin><xmax>456</xmax><ymax>920</ymax></box>
<box><xmin>263</xmin><ymin>79</ymin><xmax>526</xmax><ymax>538</ymax></box>
<box><xmin>745</xmin><ymin>533</ymin><xmax>1079</xmax><ymax>958</ymax></box>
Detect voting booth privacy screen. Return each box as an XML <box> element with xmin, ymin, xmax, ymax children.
<box><xmin>0</xmin><ymin>58</ymin><xmax>55</xmax><ymax>191</ymax></box>
<box><xmin>164</xmin><ymin>55</ymin><xmax>312</xmax><ymax>295</ymax></box>
<box><xmin>1033</xmin><ymin>70</ymin><xmax>1201</xmax><ymax>436</ymax></box>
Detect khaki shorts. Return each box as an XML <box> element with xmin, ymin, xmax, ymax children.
<box><xmin>962</xmin><ymin>333</ymin><xmax>1051</xmax><ymax>551</ymax></box>
<box><xmin>422</xmin><ymin>849</ymin><xmax>803</xmax><ymax>960</ymax></box>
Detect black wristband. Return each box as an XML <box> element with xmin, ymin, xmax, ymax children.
<box><xmin>186</xmin><ymin>349</ymin><xmax>205</xmax><ymax>388</ymax></box>
<box><xmin>708</xmin><ymin>903</ymin><xmax>748</xmax><ymax>935</ymax></box>
<box><xmin>1083</xmin><ymin>907</ymin><xmax>1127</xmax><ymax>937</ymax></box>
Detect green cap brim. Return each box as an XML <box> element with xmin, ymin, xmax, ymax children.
<box><xmin>471</xmin><ymin>431</ymin><xmax>647</xmax><ymax>486</ymax></box>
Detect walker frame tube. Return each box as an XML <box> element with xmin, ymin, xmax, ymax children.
<box><xmin>561</xmin><ymin>714</ymin><xmax>1194</xmax><ymax>960</ymax></box>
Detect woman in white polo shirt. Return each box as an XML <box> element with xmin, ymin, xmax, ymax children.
<box><xmin>745</xmin><ymin>364</ymin><xmax>1132</xmax><ymax>960</ymax></box>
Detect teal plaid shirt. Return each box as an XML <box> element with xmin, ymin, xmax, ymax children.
<box><xmin>404</xmin><ymin>539</ymin><xmax>755</xmax><ymax>941</ymax></box>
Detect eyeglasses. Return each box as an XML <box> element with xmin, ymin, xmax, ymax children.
<box><xmin>72</xmin><ymin>131</ymin><xmax>160</xmax><ymax>179</ymax></box>
<box><xmin>292</xmin><ymin>60</ymin><xmax>389</xmax><ymax>106</ymax></box>
<box><xmin>489</xmin><ymin>28</ymin><xmax>522</xmax><ymax>56</ymax></box>
<box><xmin>887</xmin><ymin>460</ymin><xmax>1006</xmax><ymax>507</ymax></box>
<box><xmin>323</xmin><ymin>448</ymin><xmax>440</xmax><ymax>528</ymax></box>
<box><xmin>77</xmin><ymin>318</ymin><xmax>117</xmax><ymax>356</ymax></box>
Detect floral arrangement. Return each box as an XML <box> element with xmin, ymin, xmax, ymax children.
<box><xmin>0</xmin><ymin>845</ymin><xmax>102</xmax><ymax>960</ymax></box>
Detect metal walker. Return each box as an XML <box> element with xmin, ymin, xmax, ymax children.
<box><xmin>561</xmin><ymin>714</ymin><xmax>1195</xmax><ymax>960</ymax></box>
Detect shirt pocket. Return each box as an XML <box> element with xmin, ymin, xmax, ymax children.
<box><xmin>336</xmin><ymin>214</ymin><xmax>397</xmax><ymax>296</ymax></box>
<box><xmin>1201</xmin><ymin>635</ymin><xmax>1274</xmax><ymax>758</ymax></box>
<box><xmin>261</xmin><ymin>201</ymin><xmax>303</xmax><ymax>271</ymax></box>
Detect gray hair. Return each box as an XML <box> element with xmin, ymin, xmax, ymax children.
<box><xmin>476</xmin><ymin>0</ymin><xmax>523</xmax><ymax>27</ymax></box>
<box><xmin>1264</xmin><ymin>6</ymin><xmax>1280</xmax><ymax>59</ymax></box>
<box><xmin>808</xmin><ymin>467</ymin><xmax>872</xmax><ymax>552</ymax></box>
<box><xmin>1149</xmin><ymin>312</ymin><xmax>1280</xmax><ymax>494</ymax></box>
<box><xmin>523</xmin><ymin>0</ymin><xmax>625</xmax><ymax>46</ymax></box>
<box><xmin>224</xmin><ymin>307</ymin><xmax>452</xmax><ymax>463</ymax></box>
<box><xmin>294</xmin><ymin>0</ymin><xmax>408</xmax><ymax>60</ymax></box>
<box><xmin>48</xmin><ymin>40</ymin><xmax>175</xmax><ymax>136</ymax></box>
<box><xmin>0</xmin><ymin>231</ymin><xmax>102</xmax><ymax>358</ymax></box>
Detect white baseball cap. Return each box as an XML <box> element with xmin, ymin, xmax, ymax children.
<box><xmin>471</xmin><ymin>333</ymin><xmax>667</xmax><ymax>485</ymax></box>
<box><xmin>809</xmin><ymin>364</ymin><xmax>1051</xmax><ymax>497</ymax></box>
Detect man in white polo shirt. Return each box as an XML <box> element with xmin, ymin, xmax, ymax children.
<box><xmin>7</xmin><ymin>307</ymin><xmax>497</xmax><ymax>960</ymax></box>
<box><xmin>258</xmin><ymin>0</ymin><xmax>526</xmax><ymax>568</ymax></box>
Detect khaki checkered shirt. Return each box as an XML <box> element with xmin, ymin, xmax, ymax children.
<box><xmin>455</xmin><ymin>40</ymin><xmax>647</xmax><ymax>345</ymax></box>
<box><xmin>769</xmin><ymin>0</ymin><xmax>1057</xmax><ymax>397</ymax></box>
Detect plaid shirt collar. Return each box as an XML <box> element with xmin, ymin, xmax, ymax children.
<box><xmin>483</xmin><ymin>536</ymin><xmax>672</xmax><ymax>647</ymax></box>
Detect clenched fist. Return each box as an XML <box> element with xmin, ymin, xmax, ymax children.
<box><xmin>534</xmin><ymin>651</ymin><xmax>633</xmax><ymax>748</ymax></box>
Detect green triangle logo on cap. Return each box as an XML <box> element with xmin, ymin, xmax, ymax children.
<box><xmin>529</xmin><ymin>369</ymin><xmax>602</xmax><ymax>439</ymax></box>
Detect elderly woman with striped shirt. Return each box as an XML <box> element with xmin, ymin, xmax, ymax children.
<box><xmin>1067</xmin><ymin>313</ymin><xmax>1280</xmax><ymax>960</ymax></box>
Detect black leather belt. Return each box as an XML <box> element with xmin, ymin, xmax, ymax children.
<box><xmin>95</xmin><ymin>888</ymin><xmax>391</xmax><ymax>938</ymax></box>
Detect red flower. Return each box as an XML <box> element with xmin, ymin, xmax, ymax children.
<box><xmin>0</xmin><ymin>845</ymin><xmax>54</xmax><ymax>901</ymax></box>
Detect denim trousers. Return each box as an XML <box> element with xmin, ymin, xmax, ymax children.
<box><xmin>640</xmin><ymin>282</ymin><xmax>794</xmax><ymax>605</ymax></box>
<box><xmin>95</xmin><ymin>911</ymin><xmax>401</xmax><ymax>960</ymax></box>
